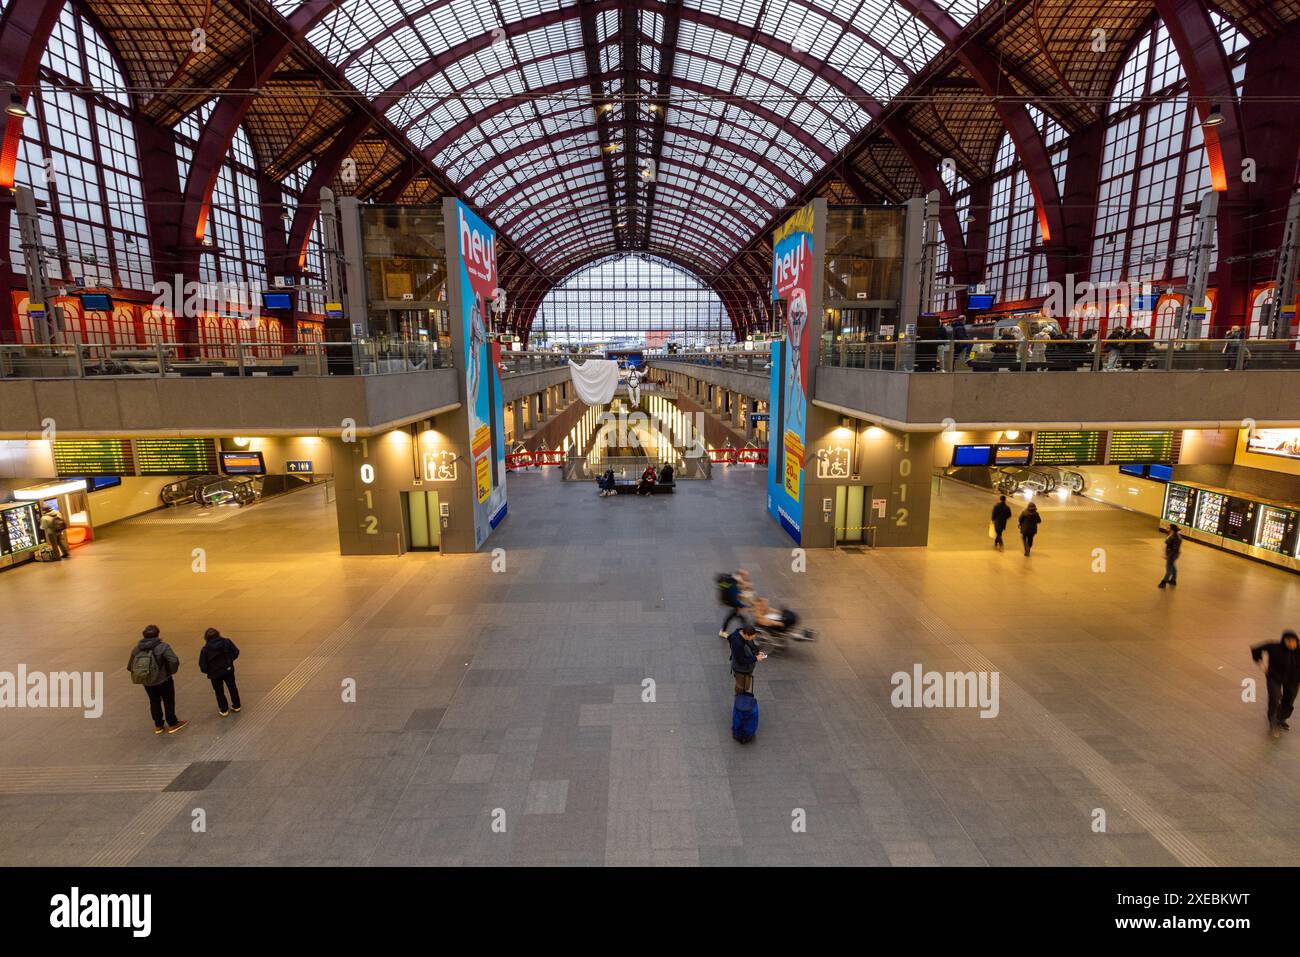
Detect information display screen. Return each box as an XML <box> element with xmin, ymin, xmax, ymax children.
<box><xmin>1164</xmin><ymin>484</ymin><xmax>1197</xmax><ymax>526</ymax></box>
<box><xmin>1194</xmin><ymin>490</ymin><xmax>1226</xmax><ymax>534</ymax></box>
<box><xmin>1</xmin><ymin>503</ymin><xmax>39</xmax><ymax>554</ymax></box>
<box><xmin>1031</xmin><ymin>431</ymin><xmax>1101</xmax><ymax>465</ymax></box>
<box><xmin>1245</xmin><ymin>428</ymin><xmax>1300</xmax><ymax>460</ymax></box>
<box><xmin>993</xmin><ymin>444</ymin><xmax>1033</xmax><ymax>466</ymax></box>
<box><xmin>134</xmin><ymin>438</ymin><xmax>217</xmax><ymax>475</ymax></box>
<box><xmin>1254</xmin><ymin>506</ymin><xmax>1299</xmax><ymax>555</ymax></box>
<box><xmin>220</xmin><ymin>451</ymin><xmax>265</xmax><ymax>475</ymax></box>
<box><xmin>1222</xmin><ymin>497</ymin><xmax>1257</xmax><ymax>544</ymax></box>
<box><xmin>1108</xmin><ymin>430</ymin><xmax>1175</xmax><ymax>464</ymax></box>
<box><xmin>951</xmin><ymin>445</ymin><xmax>993</xmax><ymax>467</ymax></box>
<box><xmin>53</xmin><ymin>439</ymin><xmax>133</xmax><ymax>476</ymax></box>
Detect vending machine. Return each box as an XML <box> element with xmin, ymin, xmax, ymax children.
<box><xmin>0</xmin><ymin>501</ymin><xmax>42</xmax><ymax>569</ymax></box>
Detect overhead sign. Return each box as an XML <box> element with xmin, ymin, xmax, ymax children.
<box><xmin>1108</xmin><ymin>430</ymin><xmax>1175</xmax><ymax>464</ymax></box>
<box><xmin>1031</xmin><ymin>431</ymin><xmax>1102</xmax><ymax>465</ymax></box>
<box><xmin>325</xmin><ymin>302</ymin><xmax>343</xmax><ymax>320</ymax></box>
<box><xmin>286</xmin><ymin>460</ymin><xmax>314</xmax><ymax>473</ymax></box>
<box><xmin>52</xmin><ymin>439</ymin><xmax>133</xmax><ymax>476</ymax></box>
<box><xmin>135</xmin><ymin>438</ymin><xmax>217</xmax><ymax>475</ymax></box>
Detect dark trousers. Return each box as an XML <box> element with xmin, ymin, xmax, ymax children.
<box><xmin>50</xmin><ymin>531</ymin><xmax>69</xmax><ymax>559</ymax></box>
<box><xmin>1266</xmin><ymin>677</ymin><xmax>1298</xmax><ymax>725</ymax></box>
<box><xmin>1022</xmin><ymin>533</ymin><xmax>1036</xmax><ymax>554</ymax></box>
<box><xmin>993</xmin><ymin>524</ymin><xmax>1006</xmax><ymax>546</ymax></box>
<box><xmin>145</xmin><ymin>678</ymin><xmax>179</xmax><ymax>728</ymax></box>
<box><xmin>210</xmin><ymin>669</ymin><xmax>241</xmax><ymax>712</ymax></box>
<box><xmin>1161</xmin><ymin>556</ymin><xmax>1178</xmax><ymax>584</ymax></box>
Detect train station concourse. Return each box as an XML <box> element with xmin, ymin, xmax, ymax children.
<box><xmin>0</xmin><ymin>0</ymin><xmax>1298</xmax><ymax>901</ymax></box>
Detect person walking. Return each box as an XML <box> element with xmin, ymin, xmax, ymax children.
<box><xmin>127</xmin><ymin>625</ymin><xmax>188</xmax><ymax>734</ymax></box>
<box><xmin>1251</xmin><ymin>630</ymin><xmax>1300</xmax><ymax>738</ymax></box>
<box><xmin>990</xmin><ymin>495</ymin><xmax>1012</xmax><ymax>549</ymax></box>
<box><xmin>951</xmin><ymin>314</ymin><xmax>970</xmax><ymax>368</ymax></box>
<box><xmin>198</xmin><ymin>627</ymin><xmax>242</xmax><ymax>716</ymax></box>
<box><xmin>1018</xmin><ymin>501</ymin><xmax>1042</xmax><ymax>556</ymax></box>
<box><xmin>1158</xmin><ymin>526</ymin><xmax>1182</xmax><ymax>588</ymax></box>
<box><xmin>718</xmin><ymin>569</ymin><xmax>753</xmax><ymax>638</ymax></box>
<box><xmin>727</xmin><ymin>618</ymin><xmax>766</xmax><ymax>695</ymax></box>
<box><xmin>39</xmin><ymin>506</ymin><xmax>70</xmax><ymax>560</ymax></box>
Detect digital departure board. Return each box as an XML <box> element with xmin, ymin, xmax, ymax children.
<box><xmin>1107</xmin><ymin>430</ymin><xmax>1175</xmax><ymax>464</ymax></box>
<box><xmin>1031</xmin><ymin>431</ymin><xmax>1102</xmax><ymax>465</ymax></box>
<box><xmin>134</xmin><ymin>438</ymin><xmax>218</xmax><ymax>475</ymax></box>
<box><xmin>53</xmin><ymin>439</ymin><xmax>133</xmax><ymax>476</ymax></box>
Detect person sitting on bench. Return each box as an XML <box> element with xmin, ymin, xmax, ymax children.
<box><xmin>657</xmin><ymin>463</ymin><xmax>674</xmax><ymax>485</ymax></box>
<box><xmin>597</xmin><ymin>468</ymin><xmax>616</xmax><ymax>497</ymax></box>
<box><xmin>637</xmin><ymin>465</ymin><xmax>657</xmax><ymax>496</ymax></box>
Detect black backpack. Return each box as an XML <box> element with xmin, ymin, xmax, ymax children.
<box><xmin>716</xmin><ymin>574</ymin><xmax>740</xmax><ymax>607</ymax></box>
<box><xmin>204</xmin><ymin>640</ymin><xmax>232</xmax><ymax>676</ymax></box>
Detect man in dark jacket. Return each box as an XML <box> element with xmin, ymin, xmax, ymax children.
<box><xmin>198</xmin><ymin>627</ymin><xmax>242</xmax><ymax>716</ymax></box>
<box><xmin>127</xmin><ymin>625</ymin><xmax>187</xmax><ymax>734</ymax></box>
<box><xmin>727</xmin><ymin>618</ymin><xmax>766</xmax><ymax>695</ymax></box>
<box><xmin>990</xmin><ymin>495</ymin><xmax>1012</xmax><ymax>549</ymax></box>
<box><xmin>1018</xmin><ymin>502</ymin><xmax>1041</xmax><ymax>556</ymax></box>
<box><xmin>1158</xmin><ymin>527</ymin><xmax>1182</xmax><ymax>588</ymax></box>
<box><xmin>1251</xmin><ymin>630</ymin><xmax>1300</xmax><ymax>738</ymax></box>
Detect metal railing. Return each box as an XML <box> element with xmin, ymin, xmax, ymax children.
<box><xmin>0</xmin><ymin>341</ymin><xmax>570</xmax><ymax>380</ymax></box>
<box><xmin>562</xmin><ymin>453</ymin><xmax>712</xmax><ymax>481</ymax></box>
<box><xmin>649</xmin><ymin>352</ymin><xmax>772</xmax><ymax>374</ymax></box>
<box><xmin>820</xmin><ymin>337</ymin><xmax>1300</xmax><ymax>373</ymax></box>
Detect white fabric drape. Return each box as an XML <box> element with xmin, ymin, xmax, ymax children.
<box><xmin>568</xmin><ymin>359</ymin><xmax>620</xmax><ymax>405</ymax></box>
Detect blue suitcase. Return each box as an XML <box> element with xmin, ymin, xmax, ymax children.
<box><xmin>732</xmin><ymin>691</ymin><xmax>759</xmax><ymax>743</ymax></box>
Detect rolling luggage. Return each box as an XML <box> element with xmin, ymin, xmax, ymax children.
<box><xmin>732</xmin><ymin>691</ymin><xmax>759</xmax><ymax>743</ymax></box>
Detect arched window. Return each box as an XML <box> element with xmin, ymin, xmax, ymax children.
<box><xmin>174</xmin><ymin>101</ymin><xmax>266</xmax><ymax>291</ymax></box>
<box><xmin>1091</xmin><ymin>19</ymin><xmax>1246</xmax><ymax>288</ymax></box>
<box><xmin>7</xmin><ymin>4</ymin><xmax>153</xmax><ymax>291</ymax></box>
<box><xmin>282</xmin><ymin>163</ymin><xmax>327</xmax><ymax>314</ymax></box>
<box><xmin>536</xmin><ymin>255</ymin><xmax>726</xmax><ymax>349</ymax></box>
<box><xmin>984</xmin><ymin>106</ymin><xmax>1067</xmax><ymax>304</ymax></box>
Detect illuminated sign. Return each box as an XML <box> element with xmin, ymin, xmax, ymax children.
<box><xmin>220</xmin><ymin>451</ymin><xmax>265</xmax><ymax>475</ymax></box>
<box><xmin>1246</xmin><ymin>428</ymin><xmax>1300</xmax><ymax>461</ymax></box>
<box><xmin>1031</xmin><ymin>431</ymin><xmax>1101</xmax><ymax>465</ymax></box>
<box><xmin>134</xmin><ymin>438</ymin><xmax>218</xmax><ymax>475</ymax></box>
<box><xmin>53</xmin><ymin>439</ymin><xmax>132</xmax><ymax>476</ymax></box>
<box><xmin>1107</xmin><ymin>431</ymin><xmax>1174</xmax><ymax>464</ymax></box>
<box><xmin>286</xmin><ymin>460</ymin><xmax>314</xmax><ymax>473</ymax></box>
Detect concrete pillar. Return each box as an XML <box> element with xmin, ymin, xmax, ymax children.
<box><xmin>511</xmin><ymin>401</ymin><xmax>524</xmax><ymax>443</ymax></box>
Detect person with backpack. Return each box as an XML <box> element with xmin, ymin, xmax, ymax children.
<box><xmin>718</xmin><ymin>568</ymin><xmax>752</xmax><ymax>638</ymax></box>
<box><xmin>1251</xmin><ymin>630</ymin><xmax>1300</xmax><ymax>739</ymax></box>
<box><xmin>727</xmin><ymin>618</ymin><xmax>766</xmax><ymax>696</ymax></box>
<box><xmin>39</xmin><ymin>506</ymin><xmax>69</xmax><ymax>560</ymax></box>
<box><xmin>198</xmin><ymin>627</ymin><xmax>242</xmax><ymax>716</ymax></box>
<box><xmin>127</xmin><ymin>625</ymin><xmax>187</xmax><ymax>734</ymax></box>
<box><xmin>1158</xmin><ymin>526</ymin><xmax>1182</xmax><ymax>588</ymax></box>
<box><xmin>1018</xmin><ymin>501</ymin><xmax>1042</xmax><ymax>556</ymax></box>
<box><xmin>990</xmin><ymin>495</ymin><xmax>1012</xmax><ymax>550</ymax></box>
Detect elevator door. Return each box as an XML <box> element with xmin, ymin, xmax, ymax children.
<box><xmin>833</xmin><ymin>484</ymin><xmax>867</xmax><ymax>544</ymax></box>
<box><xmin>403</xmin><ymin>491</ymin><xmax>441</xmax><ymax>551</ymax></box>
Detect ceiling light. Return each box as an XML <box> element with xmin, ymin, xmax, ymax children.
<box><xmin>1203</xmin><ymin>103</ymin><xmax>1224</xmax><ymax>128</ymax></box>
<box><xmin>6</xmin><ymin>93</ymin><xmax>27</xmax><ymax>118</ymax></box>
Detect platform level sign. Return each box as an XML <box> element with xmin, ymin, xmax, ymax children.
<box><xmin>1107</xmin><ymin>430</ymin><xmax>1175</xmax><ymax>464</ymax></box>
<box><xmin>1031</xmin><ymin>430</ymin><xmax>1103</xmax><ymax>465</ymax></box>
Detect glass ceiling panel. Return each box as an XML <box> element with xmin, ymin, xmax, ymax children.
<box><xmin>293</xmin><ymin>0</ymin><xmax>986</xmax><ymax>279</ymax></box>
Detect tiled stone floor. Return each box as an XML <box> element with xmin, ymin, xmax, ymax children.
<box><xmin>0</xmin><ymin>468</ymin><xmax>1296</xmax><ymax>866</ymax></box>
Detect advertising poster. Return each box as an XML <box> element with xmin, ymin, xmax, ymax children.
<box><xmin>766</xmin><ymin>203</ymin><xmax>815</xmax><ymax>544</ymax></box>
<box><xmin>455</xmin><ymin>200</ymin><xmax>508</xmax><ymax>547</ymax></box>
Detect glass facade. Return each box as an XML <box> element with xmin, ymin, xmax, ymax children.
<box><xmin>535</xmin><ymin>255</ymin><xmax>725</xmax><ymax>349</ymax></box>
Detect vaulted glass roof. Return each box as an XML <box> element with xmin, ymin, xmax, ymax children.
<box><xmin>290</xmin><ymin>0</ymin><xmax>987</xmax><ymax>279</ymax></box>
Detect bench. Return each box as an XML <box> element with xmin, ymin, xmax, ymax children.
<box><xmin>610</xmin><ymin>480</ymin><xmax>675</xmax><ymax>495</ymax></box>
